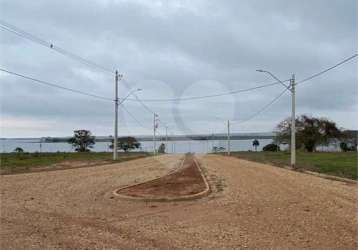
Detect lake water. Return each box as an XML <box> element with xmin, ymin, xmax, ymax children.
<box><xmin>1</xmin><ymin>138</ymin><xmax>341</xmax><ymax>153</ymax></box>
<box><xmin>1</xmin><ymin>138</ymin><xmax>277</xmax><ymax>153</ymax></box>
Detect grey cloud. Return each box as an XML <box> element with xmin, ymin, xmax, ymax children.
<box><xmin>0</xmin><ymin>0</ymin><xmax>357</xmax><ymax>137</ymax></box>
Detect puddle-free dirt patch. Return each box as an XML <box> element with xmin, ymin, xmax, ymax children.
<box><xmin>114</xmin><ymin>154</ymin><xmax>209</xmax><ymax>201</ymax></box>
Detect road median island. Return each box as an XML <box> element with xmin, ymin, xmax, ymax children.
<box><xmin>114</xmin><ymin>154</ymin><xmax>210</xmax><ymax>201</ymax></box>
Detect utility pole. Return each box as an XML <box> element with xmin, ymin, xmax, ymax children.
<box><xmin>290</xmin><ymin>74</ymin><xmax>296</xmax><ymax>168</ymax></box>
<box><xmin>172</xmin><ymin>133</ymin><xmax>175</xmax><ymax>154</ymax></box>
<box><xmin>153</xmin><ymin>113</ymin><xmax>157</xmax><ymax>155</ymax></box>
<box><xmin>113</xmin><ymin>70</ymin><xmax>120</xmax><ymax>160</ymax></box>
<box><xmin>227</xmin><ymin>120</ymin><xmax>231</xmax><ymax>155</ymax></box>
<box><xmin>165</xmin><ymin>126</ymin><xmax>168</xmax><ymax>154</ymax></box>
<box><xmin>256</xmin><ymin>69</ymin><xmax>297</xmax><ymax>168</ymax></box>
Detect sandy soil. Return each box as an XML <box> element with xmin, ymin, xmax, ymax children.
<box><xmin>0</xmin><ymin>154</ymin><xmax>357</xmax><ymax>249</ymax></box>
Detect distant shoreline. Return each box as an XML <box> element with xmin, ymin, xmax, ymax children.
<box><xmin>1</xmin><ymin>133</ymin><xmax>276</xmax><ymax>142</ymax></box>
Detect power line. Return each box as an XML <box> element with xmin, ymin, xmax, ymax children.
<box><xmin>125</xmin><ymin>85</ymin><xmax>171</xmax><ymax>133</ymax></box>
<box><xmin>125</xmin><ymin>80</ymin><xmax>289</xmax><ymax>102</ymax></box>
<box><xmin>0</xmin><ymin>20</ymin><xmax>115</xmax><ymax>74</ymax></box>
<box><xmin>118</xmin><ymin>79</ymin><xmax>158</xmax><ymax>130</ymax></box>
<box><xmin>133</xmin><ymin>95</ymin><xmax>171</xmax><ymax>132</ymax></box>
<box><xmin>130</xmin><ymin>88</ymin><xmax>171</xmax><ymax>128</ymax></box>
<box><xmin>230</xmin><ymin>53</ymin><xmax>358</xmax><ymax>125</ymax></box>
<box><xmin>0</xmin><ymin>67</ymin><xmax>113</xmax><ymax>102</ymax></box>
<box><xmin>2</xmin><ymin>19</ymin><xmax>357</xmax><ymax>134</ymax></box>
<box><xmin>121</xmin><ymin>53</ymin><xmax>357</xmax><ymax>103</ymax></box>
<box><xmin>2</xmin><ymin>19</ymin><xmax>356</xmax><ymax>96</ymax></box>
<box><xmin>232</xmin><ymin>88</ymin><xmax>289</xmax><ymax>125</ymax></box>
<box><xmin>0</xmin><ymin>66</ymin><xmax>157</xmax><ymax>131</ymax></box>
<box><xmin>120</xmin><ymin>104</ymin><xmax>150</xmax><ymax>130</ymax></box>
<box><xmin>297</xmin><ymin>53</ymin><xmax>358</xmax><ymax>85</ymax></box>
<box><xmin>1</xmin><ymin>67</ymin><xmax>151</xmax><ymax>132</ymax></box>
<box><xmin>134</xmin><ymin>95</ymin><xmax>157</xmax><ymax>114</ymax></box>
<box><xmin>121</xmin><ymin>79</ymin><xmax>160</xmax><ymax>116</ymax></box>
<box><xmin>0</xmin><ymin>24</ymin><xmax>48</xmax><ymax>46</ymax></box>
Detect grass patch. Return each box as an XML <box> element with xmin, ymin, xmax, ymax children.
<box><xmin>225</xmin><ymin>151</ymin><xmax>357</xmax><ymax>180</ymax></box>
<box><xmin>0</xmin><ymin>151</ymin><xmax>149</xmax><ymax>174</ymax></box>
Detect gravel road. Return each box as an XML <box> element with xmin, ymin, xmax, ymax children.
<box><xmin>0</xmin><ymin>154</ymin><xmax>357</xmax><ymax>249</ymax></box>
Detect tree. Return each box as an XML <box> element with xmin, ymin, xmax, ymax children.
<box><xmin>252</xmin><ymin>139</ymin><xmax>260</xmax><ymax>151</ymax></box>
<box><xmin>212</xmin><ymin>146</ymin><xmax>225</xmax><ymax>153</ymax></box>
<box><xmin>158</xmin><ymin>143</ymin><xmax>166</xmax><ymax>153</ymax></box>
<box><xmin>109</xmin><ymin>136</ymin><xmax>140</xmax><ymax>152</ymax></box>
<box><xmin>68</xmin><ymin>130</ymin><xmax>95</xmax><ymax>152</ymax></box>
<box><xmin>14</xmin><ymin>147</ymin><xmax>24</xmax><ymax>153</ymax></box>
<box><xmin>263</xmin><ymin>144</ymin><xmax>280</xmax><ymax>152</ymax></box>
<box><xmin>340</xmin><ymin>130</ymin><xmax>357</xmax><ymax>152</ymax></box>
<box><xmin>339</xmin><ymin>142</ymin><xmax>349</xmax><ymax>152</ymax></box>
<box><xmin>275</xmin><ymin>115</ymin><xmax>342</xmax><ymax>152</ymax></box>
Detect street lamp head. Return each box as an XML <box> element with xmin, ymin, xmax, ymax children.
<box><xmin>136</xmin><ymin>88</ymin><xmax>142</xmax><ymax>91</ymax></box>
<box><xmin>256</xmin><ymin>69</ymin><xmax>290</xmax><ymax>90</ymax></box>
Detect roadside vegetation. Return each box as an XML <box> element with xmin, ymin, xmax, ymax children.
<box><xmin>1</xmin><ymin>130</ymin><xmax>153</xmax><ymax>175</ymax></box>
<box><xmin>275</xmin><ymin>115</ymin><xmax>355</xmax><ymax>152</ymax></box>
<box><xmin>0</xmin><ymin>152</ymin><xmax>149</xmax><ymax>175</ymax></box>
<box><xmin>109</xmin><ymin>136</ymin><xmax>141</xmax><ymax>152</ymax></box>
<box><xmin>216</xmin><ymin>115</ymin><xmax>357</xmax><ymax>180</ymax></box>
<box><xmin>227</xmin><ymin>151</ymin><xmax>357</xmax><ymax>180</ymax></box>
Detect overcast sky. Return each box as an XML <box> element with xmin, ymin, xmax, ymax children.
<box><xmin>0</xmin><ymin>0</ymin><xmax>357</xmax><ymax>138</ymax></box>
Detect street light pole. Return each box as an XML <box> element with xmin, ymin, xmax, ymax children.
<box><xmin>227</xmin><ymin>120</ymin><xmax>231</xmax><ymax>155</ymax></box>
<box><xmin>113</xmin><ymin>83</ymin><xmax>141</xmax><ymax>160</ymax></box>
<box><xmin>39</xmin><ymin>137</ymin><xmax>43</xmax><ymax>153</ymax></box>
<box><xmin>290</xmin><ymin>74</ymin><xmax>296</xmax><ymax>168</ymax></box>
<box><xmin>256</xmin><ymin>69</ymin><xmax>296</xmax><ymax>168</ymax></box>
<box><xmin>113</xmin><ymin>70</ymin><xmax>119</xmax><ymax>160</ymax></box>
<box><xmin>153</xmin><ymin>113</ymin><xmax>157</xmax><ymax>155</ymax></box>
<box><xmin>165</xmin><ymin>125</ymin><xmax>168</xmax><ymax>154</ymax></box>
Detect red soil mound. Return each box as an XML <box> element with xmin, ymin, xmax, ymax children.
<box><xmin>116</xmin><ymin>155</ymin><xmax>208</xmax><ymax>199</ymax></box>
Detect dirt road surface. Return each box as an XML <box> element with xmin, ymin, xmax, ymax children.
<box><xmin>1</xmin><ymin>154</ymin><xmax>357</xmax><ymax>249</ymax></box>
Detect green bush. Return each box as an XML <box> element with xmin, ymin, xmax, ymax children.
<box><xmin>158</xmin><ymin>143</ymin><xmax>166</xmax><ymax>153</ymax></box>
<box><xmin>263</xmin><ymin>143</ymin><xmax>280</xmax><ymax>152</ymax></box>
<box><xmin>340</xmin><ymin>142</ymin><xmax>349</xmax><ymax>152</ymax></box>
<box><xmin>340</xmin><ymin>142</ymin><xmax>357</xmax><ymax>152</ymax></box>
